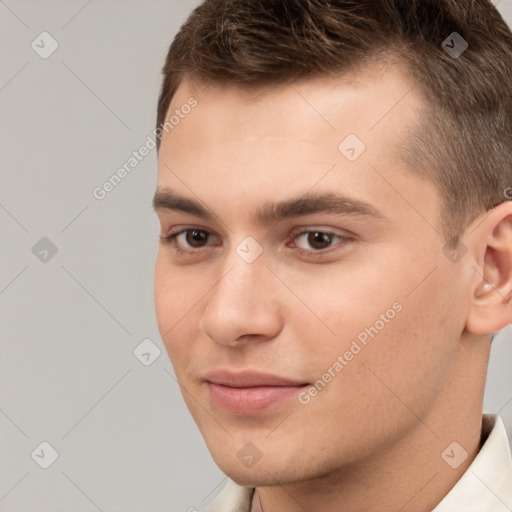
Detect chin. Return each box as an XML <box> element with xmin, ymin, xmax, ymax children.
<box><xmin>224</xmin><ymin>467</ymin><xmax>288</xmax><ymax>488</ymax></box>
<box><xmin>216</xmin><ymin>453</ymin><xmax>309</xmax><ymax>488</ymax></box>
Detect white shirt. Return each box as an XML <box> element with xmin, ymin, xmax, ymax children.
<box><xmin>203</xmin><ymin>415</ymin><xmax>512</xmax><ymax>512</ymax></box>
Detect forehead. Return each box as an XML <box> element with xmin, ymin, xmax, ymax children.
<box><xmin>156</xmin><ymin>64</ymin><xmax>438</xmax><ymax>232</ymax></box>
<box><xmin>160</xmin><ymin>63</ymin><xmax>424</xmax><ymax>165</ymax></box>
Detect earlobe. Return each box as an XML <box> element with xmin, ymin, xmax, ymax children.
<box><xmin>465</xmin><ymin>203</ymin><xmax>512</xmax><ymax>335</ymax></box>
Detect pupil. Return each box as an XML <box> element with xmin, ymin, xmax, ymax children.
<box><xmin>187</xmin><ymin>229</ymin><xmax>208</xmax><ymax>247</ymax></box>
<box><xmin>309</xmin><ymin>232</ymin><xmax>330</xmax><ymax>249</ymax></box>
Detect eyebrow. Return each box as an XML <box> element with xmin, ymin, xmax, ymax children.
<box><xmin>152</xmin><ymin>188</ymin><xmax>385</xmax><ymax>224</ymax></box>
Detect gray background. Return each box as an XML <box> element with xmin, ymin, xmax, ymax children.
<box><xmin>1</xmin><ymin>1</ymin><xmax>511</xmax><ymax>511</ymax></box>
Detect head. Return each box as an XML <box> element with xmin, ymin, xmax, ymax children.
<box><xmin>153</xmin><ymin>0</ymin><xmax>512</xmax><ymax>487</ymax></box>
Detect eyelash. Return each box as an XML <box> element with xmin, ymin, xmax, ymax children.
<box><xmin>159</xmin><ymin>227</ymin><xmax>352</xmax><ymax>257</ymax></box>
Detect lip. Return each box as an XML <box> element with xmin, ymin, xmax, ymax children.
<box><xmin>204</xmin><ymin>369</ymin><xmax>309</xmax><ymax>415</ymax></box>
<box><xmin>203</xmin><ymin>369</ymin><xmax>308</xmax><ymax>387</ymax></box>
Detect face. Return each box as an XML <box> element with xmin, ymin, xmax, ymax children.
<box><xmin>153</xmin><ymin>65</ymin><xmax>472</xmax><ymax>486</ymax></box>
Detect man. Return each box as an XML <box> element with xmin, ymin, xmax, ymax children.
<box><xmin>152</xmin><ymin>1</ymin><xmax>512</xmax><ymax>510</ymax></box>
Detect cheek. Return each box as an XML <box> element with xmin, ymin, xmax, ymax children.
<box><xmin>154</xmin><ymin>257</ymin><xmax>173</xmax><ymax>336</ymax></box>
<box><xmin>285</xmin><ymin>257</ymin><xmax>460</xmax><ymax>409</ymax></box>
<box><xmin>356</xmin><ymin>275</ymin><xmax>461</xmax><ymax>414</ymax></box>
<box><xmin>154</xmin><ymin>256</ymin><xmax>198</xmax><ymax>360</ymax></box>
<box><xmin>275</xmin><ymin>261</ymin><xmax>399</xmax><ymax>357</ymax></box>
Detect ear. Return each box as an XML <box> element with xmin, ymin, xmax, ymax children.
<box><xmin>466</xmin><ymin>201</ymin><xmax>512</xmax><ymax>335</ymax></box>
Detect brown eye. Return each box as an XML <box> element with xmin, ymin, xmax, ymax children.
<box><xmin>160</xmin><ymin>228</ymin><xmax>219</xmax><ymax>251</ymax></box>
<box><xmin>293</xmin><ymin>230</ymin><xmax>345</xmax><ymax>251</ymax></box>
<box><xmin>307</xmin><ymin>232</ymin><xmax>333</xmax><ymax>250</ymax></box>
<box><xmin>185</xmin><ymin>229</ymin><xmax>210</xmax><ymax>247</ymax></box>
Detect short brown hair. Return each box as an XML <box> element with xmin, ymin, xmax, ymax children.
<box><xmin>156</xmin><ymin>0</ymin><xmax>512</xmax><ymax>246</ymax></box>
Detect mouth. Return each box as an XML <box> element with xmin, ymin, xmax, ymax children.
<box><xmin>203</xmin><ymin>369</ymin><xmax>310</xmax><ymax>415</ymax></box>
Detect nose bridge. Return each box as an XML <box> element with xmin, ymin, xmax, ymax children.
<box><xmin>212</xmin><ymin>231</ymin><xmax>267</xmax><ymax>292</ymax></box>
<box><xmin>199</xmin><ymin>242</ymin><xmax>282</xmax><ymax>344</ymax></box>
<box><xmin>214</xmin><ymin>247</ymin><xmax>268</xmax><ymax>307</ymax></box>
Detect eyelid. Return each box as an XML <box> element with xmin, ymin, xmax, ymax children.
<box><xmin>288</xmin><ymin>225</ymin><xmax>353</xmax><ymax>238</ymax></box>
<box><xmin>161</xmin><ymin>226</ymin><xmax>220</xmax><ymax>248</ymax></box>
<box><xmin>287</xmin><ymin>227</ymin><xmax>353</xmax><ymax>252</ymax></box>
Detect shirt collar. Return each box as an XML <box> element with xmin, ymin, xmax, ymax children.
<box><xmin>433</xmin><ymin>414</ymin><xmax>512</xmax><ymax>512</ymax></box>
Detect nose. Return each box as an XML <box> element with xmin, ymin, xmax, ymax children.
<box><xmin>198</xmin><ymin>253</ymin><xmax>283</xmax><ymax>347</ymax></box>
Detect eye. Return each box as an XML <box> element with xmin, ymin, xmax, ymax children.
<box><xmin>159</xmin><ymin>227</ymin><xmax>352</xmax><ymax>257</ymax></box>
<box><xmin>291</xmin><ymin>230</ymin><xmax>349</xmax><ymax>252</ymax></box>
<box><xmin>160</xmin><ymin>228</ymin><xmax>219</xmax><ymax>251</ymax></box>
